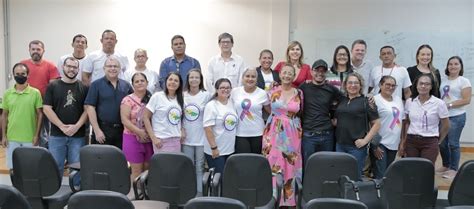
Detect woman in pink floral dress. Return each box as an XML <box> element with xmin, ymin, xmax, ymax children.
<box><xmin>262</xmin><ymin>64</ymin><xmax>303</xmax><ymax>208</ymax></box>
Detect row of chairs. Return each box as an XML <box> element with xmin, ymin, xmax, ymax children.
<box><xmin>3</xmin><ymin>146</ymin><xmax>474</xmax><ymax>209</ymax></box>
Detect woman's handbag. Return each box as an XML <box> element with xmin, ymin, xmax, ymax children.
<box><xmin>338</xmin><ymin>175</ymin><xmax>387</xmax><ymax>209</ymax></box>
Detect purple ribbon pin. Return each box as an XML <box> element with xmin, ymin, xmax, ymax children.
<box><xmin>389</xmin><ymin>107</ymin><xmax>401</xmax><ymax>129</ymax></box>
<box><xmin>441</xmin><ymin>85</ymin><xmax>450</xmax><ymax>99</ymax></box>
<box><xmin>240</xmin><ymin>99</ymin><xmax>254</xmax><ymax>121</ymax></box>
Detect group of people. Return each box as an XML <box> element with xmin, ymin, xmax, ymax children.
<box><xmin>0</xmin><ymin>29</ymin><xmax>471</xmax><ymax>207</ymax></box>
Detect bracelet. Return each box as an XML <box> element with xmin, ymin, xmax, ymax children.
<box><xmin>211</xmin><ymin>146</ymin><xmax>218</xmax><ymax>150</ymax></box>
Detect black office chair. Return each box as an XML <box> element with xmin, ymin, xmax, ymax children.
<box><xmin>383</xmin><ymin>157</ymin><xmax>437</xmax><ymax>209</ymax></box>
<box><xmin>211</xmin><ymin>153</ymin><xmax>278</xmax><ymax>209</ymax></box>
<box><xmin>134</xmin><ymin>152</ymin><xmax>196</xmax><ymax>209</ymax></box>
<box><xmin>0</xmin><ymin>184</ymin><xmax>32</xmax><ymax>209</ymax></box>
<box><xmin>67</xmin><ymin>190</ymin><xmax>134</xmax><ymax>209</ymax></box>
<box><xmin>296</xmin><ymin>152</ymin><xmax>359</xmax><ymax>209</ymax></box>
<box><xmin>74</xmin><ymin>145</ymin><xmax>130</xmax><ymax>195</ymax></box>
<box><xmin>184</xmin><ymin>197</ymin><xmax>246</xmax><ymax>209</ymax></box>
<box><xmin>304</xmin><ymin>198</ymin><xmax>368</xmax><ymax>209</ymax></box>
<box><xmin>448</xmin><ymin>160</ymin><xmax>474</xmax><ymax>206</ymax></box>
<box><xmin>11</xmin><ymin>147</ymin><xmax>72</xmax><ymax>209</ymax></box>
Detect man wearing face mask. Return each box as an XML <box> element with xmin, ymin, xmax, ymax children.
<box><xmin>21</xmin><ymin>40</ymin><xmax>60</xmax><ymax>148</ymax></box>
<box><xmin>1</xmin><ymin>63</ymin><xmax>43</xmax><ymax>169</ymax></box>
<box><xmin>43</xmin><ymin>57</ymin><xmax>88</xmax><ymax>183</ymax></box>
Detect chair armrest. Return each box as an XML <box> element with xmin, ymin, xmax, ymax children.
<box><xmin>202</xmin><ymin>171</ymin><xmax>211</xmax><ymax>196</ymax></box>
<box><xmin>133</xmin><ymin>170</ymin><xmax>149</xmax><ymax>200</ymax></box>
<box><xmin>68</xmin><ymin>170</ymin><xmax>80</xmax><ymax>193</ymax></box>
<box><xmin>295</xmin><ymin>175</ymin><xmax>303</xmax><ymax>209</ymax></box>
<box><xmin>211</xmin><ymin>172</ymin><xmax>221</xmax><ymax>196</ymax></box>
<box><xmin>275</xmin><ymin>172</ymin><xmax>284</xmax><ymax>209</ymax></box>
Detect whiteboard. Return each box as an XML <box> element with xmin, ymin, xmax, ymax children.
<box><xmin>297</xmin><ymin>29</ymin><xmax>474</xmax><ymax>83</ymax></box>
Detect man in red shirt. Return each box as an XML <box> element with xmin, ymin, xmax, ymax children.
<box><xmin>21</xmin><ymin>40</ymin><xmax>60</xmax><ymax>148</ymax></box>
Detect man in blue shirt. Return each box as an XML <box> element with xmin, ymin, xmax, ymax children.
<box><xmin>85</xmin><ymin>56</ymin><xmax>132</xmax><ymax>149</ymax></box>
<box><xmin>159</xmin><ymin>35</ymin><xmax>200</xmax><ymax>89</ymax></box>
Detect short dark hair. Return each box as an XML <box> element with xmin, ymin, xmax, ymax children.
<box><xmin>131</xmin><ymin>72</ymin><xmax>152</xmax><ymax>104</ymax></box>
<box><xmin>259</xmin><ymin>49</ymin><xmax>273</xmax><ymax>59</ymax></box>
<box><xmin>171</xmin><ymin>35</ymin><xmax>185</xmax><ymax>45</ymax></box>
<box><xmin>380</xmin><ymin>45</ymin><xmax>395</xmax><ymax>54</ymax></box>
<box><xmin>72</xmin><ymin>34</ymin><xmax>87</xmax><ymax>44</ymax></box>
<box><xmin>211</xmin><ymin>78</ymin><xmax>232</xmax><ymax>100</ymax></box>
<box><xmin>445</xmin><ymin>56</ymin><xmax>464</xmax><ymax>76</ymax></box>
<box><xmin>63</xmin><ymin>57</ymin><xmax>80</xmax><ymax>67</ymax></box>
<box><xmin>29</xmin><ymin>40</ymin><xmax>44</xmax><ymax>49</ymax></box>
<box><xmin>351</xmin><ymin>39</ymin><xmax>367</xmax><ymax>49</ymax></box>
<box><xmin>12</xmin><ymin>63</ymin><xmax>29</xmax><ymax>75</ymax></box>
<box><xmin>411</xmin><ymin>74</ymin><xmax>437</xmax><ymax>99</ymax></box>
<box><xmin>218</xmin><ymin>32</ymin><xmax>234</xmax><ymax>44</ymax></box>
<box><xmin>101</xmin><ymin>29</ymin><xmax>116</xmax><ymax>38</ymax></box>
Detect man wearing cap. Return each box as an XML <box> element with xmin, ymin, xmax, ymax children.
<box><xmin>299</xmin><ymin>59</ymin><xmax>343</xmax><ymax>166</ymax></box>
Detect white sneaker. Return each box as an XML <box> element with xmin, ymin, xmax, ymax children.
<box><xmin>442</xmin><ymin>170</ymin><xmax>457</xmax><ymax>179</ymax></box>
<box><xmin>436</xmin><ymin>166</ymin><xmax>449</xmax><ymax>174</ymax></box>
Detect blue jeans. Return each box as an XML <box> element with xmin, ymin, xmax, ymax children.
<box><xmin>302</xmin><ymin>130</ymin><xmax>334</xmax><ymax>166</ymax></box>
<box><xmin>182</xmin><ymin>145</ymin><xmax>205</xmax><ymax>194</ymax></box>
<box><xmin>48</xmin><ymin>135</ymin><xmax>85</xmax><ymax>185</ymax></box>
<box><xmin>336</xmin><ymin>143</ymin><xmax>368</xmax><ymax>180</ymax></box>
<box><xmin>439</xmin><ymin>113</ymin><xmax>466</xmax><ymax>171</ymax></box>
<box><xmin>372</xmin><ymin>144</ymin><xmax>397</xmax><ymax>179</ymax></box>
<box><xmin>205</xmin><ymin>154</ymin><xmax>229</xmax><ymax>174</ymax></box>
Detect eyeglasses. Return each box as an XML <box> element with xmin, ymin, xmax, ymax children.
<box><xmin>383</xmin><ymin>83</ymin><xmax>397</xmax><ymax>88</ymax></box>
<box><xmin>105</xmin><ymin>65</ymin><xmax>120</xmax><ymax>69</ymax></box>
<box><xmin>336</xmin><ymin>53</ymin><xmax>348</xmax><ymax>58</ymax></box>
<box><xmin>419</xmin><ymin>82</ymin><xmax>432</xmax><ymax>87</ymax></box>
<box><xmin>218</xmin><ymin>87</ymin><xmax>231</xmax><ymax>90</ymax></box>
<box><xmin>219</xmin><ymin>41</ymin><xmax>232</xmax><ymax>45</ymax></box>
<box><xmin>346</xmin><ymin>81</ymin><xmax>360</xmax><ymax>85</ymax></box>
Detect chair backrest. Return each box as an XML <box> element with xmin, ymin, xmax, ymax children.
<box><xmin>0</xmin><ymin>184</ymin><xmax>32</xmax><ymax>209</ymax></box>
<box><xmin>67</xmin><ymin>190</ymin><xmax>134</xmax><ymax>209</ymax></box>
<box><xmin>303</xmin><ymin>152</ymin><xmax>359</xmax><ymax>200</ymax></box>
<box><xmin>305</xmin><ymin>198</ymin><xmax>368</xmax><ymax>209</ymax></box>
<box><xmin>221</xmin><ymin>153</ymin><xmax>273</xmax><ymax>207</ymax></box>
<box><xmin>448</xmin><ymin>160</ymin><xmax>474</xmax><ymax>206</ymax></box>
<box><xmin>184</xmin><ymin>197</ymin><xmax>246</xmax><ymax>209</ymax></box>
<box><xmin>147</xmin><ymin>152</ymin><xmax>197</xmax><ymax>206</ymax></box>
<box><xmin>11</xmin><ymin>146</ymin><xmax>61</xmax><ymax>197</ymax></box>
<box><xmin>79</xmin><ymin>145</ymin><xmax>130</xmax><ymax>195</ymax></box>
<box><xmin>383</xmin><ymin>157</ymin><xmax>435</xmax><ymax>209</ymax></box>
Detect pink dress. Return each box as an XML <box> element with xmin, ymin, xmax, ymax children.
<box><xmin>262</xmin><ymin>86</ymin><xmax>303</xmax><ymax>206</ymax></box>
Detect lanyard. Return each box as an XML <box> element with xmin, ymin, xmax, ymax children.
<box><xmin>381</xmin><ymin>66</ymin><xmax>395</xmax><ymax>77</ymax></box>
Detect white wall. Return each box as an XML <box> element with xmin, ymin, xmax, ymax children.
<box><xmin>0</xmin><ymin>0</ymin><xmax>290</xmax><ymax>91</ymax></box>
<box><xmin>290</xmin><ymin>0</ymin><xmax>474</xmax><ymax>143</ymax></box>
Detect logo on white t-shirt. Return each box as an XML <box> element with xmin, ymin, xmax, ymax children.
<box><xmin>184</xmin><ymin>104</ymin><xmax>200</xmax><ymax>122</ymax></box>
<box><xmin>239</xmin><ymin>99</ymin><xmax>254</xmax><ymax>121</ymax></box>
<box><xmin>167</xmin><ymin>106</ymin><xmax>182</xmax><ymax>125</ymax></box>
<box><xmin>223</xmin><ymin>113</ymin><xmax>238</xmax><ymax>131</ymax></box>
<box><xmin>441</xmin><ymin>85</ymin><xmax>451</xmax><ymax>101</ymax></box>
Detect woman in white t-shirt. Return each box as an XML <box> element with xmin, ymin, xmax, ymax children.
<box><xmin>203</xmin><ymin>78</ymin><xmax>238</xmax><ymax>174</ymax></box>
<box><xmin>231</xmin><ymin>68</ymin><xmax>270</xmax><ymax>154</ymax></box>
<box><xmin>143</xmin><ymin>72</ymin><xmax>184</xmax><ymax>153</ymax></box>
<box><xmin>372</xmin><ymin>75</ymin><xmax>404</xmax><ymax>179</ymax></box>
<box><xmin>182</xmin><ymin>69</ymin><xmax>211</xmax><ymax>194</ymax></box>
<box><xmin>437</xmin><ymin>56</ymin><xmax>472</xmax><ymax>179</ymax></box>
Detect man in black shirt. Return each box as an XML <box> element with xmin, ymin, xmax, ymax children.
<box><xmin>300</xmin><ymin>59</ymin><xmax>343</xmax><ymax>165</ymax></box>
<box><xmin>43</xmin><ymin>57</ymin><xmax>88</xmax><ymax>182</ymax></box>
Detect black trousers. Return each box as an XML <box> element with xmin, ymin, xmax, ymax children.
<box><xmin>91</xmin><ymin>123</ymin><xmax>124</xmax><ymax>149</ymax></box>
<box><xmin>234</xmin><ymin>136</ymin><xmax>263</xmax><ymax>154</ymax></box>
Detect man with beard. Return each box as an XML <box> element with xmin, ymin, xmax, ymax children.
<box><xmin>82</xmin><ymin>29</ymin><xmax>129</xmax><ymax>86</ymax></box>
<box><xmin>159</xmin><ymin>35</ymin><xmax>201</xmax><ymax>89</ymax></box>
<box><xmin>21</xmin><ymin>40</ymin><xmax>60</xmax><ymax>148</ymax></box>
<box><xmin>57</xmin><ymin>34</ymin><xmax>88</xmax><ymax>81</ymax></box>
<box><xmin>43</xmin><ymin>57</ymin><xmax>88</xmax><ymax>181</ymax></box>
<box><xmin>299</xmin><ymin>59</ymin><xmax>343</xmax><ymax>166</ymax></box>
<box><xmin>1</xmin><ymin>63</ymin><xmax>43</xmax><ymax>169</ymax></box>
